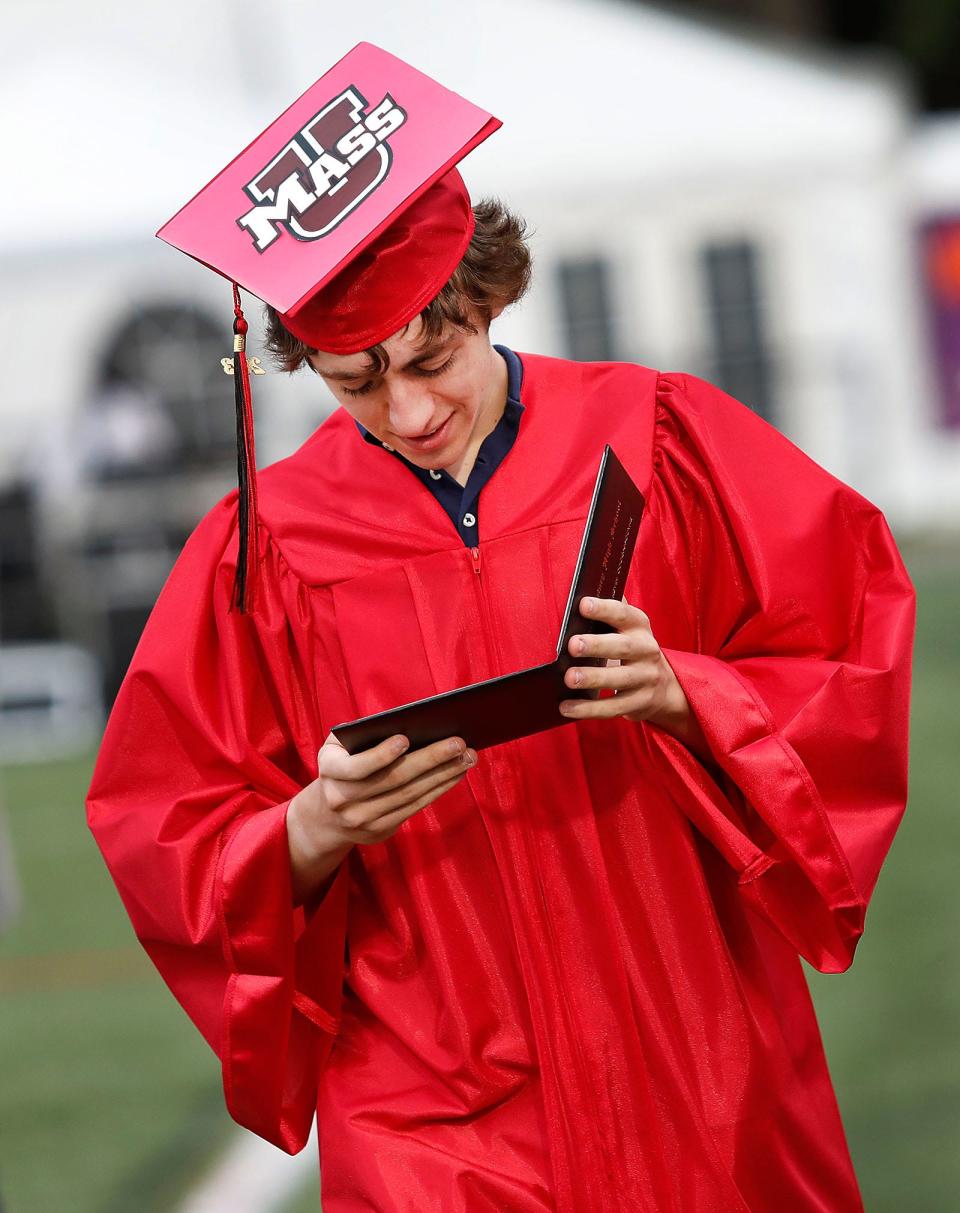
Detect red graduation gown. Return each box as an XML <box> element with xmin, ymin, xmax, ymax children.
<box><xmin>86</xmin><ymin>354</ymin><xmax>915</xmax><ymax>1212</ymax></box>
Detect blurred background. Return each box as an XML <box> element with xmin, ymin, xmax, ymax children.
<box><xmin>1</xmin><ymin>1</ymin><xmax>958</xmax><ymax>1209</ymax></box>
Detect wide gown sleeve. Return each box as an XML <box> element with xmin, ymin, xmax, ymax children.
<box><xmin>644</xmin><ymin>372</ymin><xmax>915</xmax><ymax>974</ymax></box>
<box><xmin>86</xmin><ymin>497</ymin><xmax>348</xmax><ymax>1153</ymax></box>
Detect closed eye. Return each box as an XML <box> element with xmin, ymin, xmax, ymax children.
<box><xmin>414</xmin><ymin>353</ymin><xmax>456</xmax><ymax>378</ymax></box>
<box><xmin>341</xmin><ymin>380</ymin><xmax>376</xmax><ymax>398</ymax></box>
<box><xmin>339</xmin><ymin>353</ymin><xmax>456</xmax><ymax>397</ymax></box>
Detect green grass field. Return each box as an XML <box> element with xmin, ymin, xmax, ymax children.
<box><xmin>805</xmin><ymin>550</ymin><xmax>960</xmax><ymax>1211</ymax></box>
<box><xmin>1</xmin><ymin>550</ymin><xmax>957</xmax><ymax>1213</ymax></box>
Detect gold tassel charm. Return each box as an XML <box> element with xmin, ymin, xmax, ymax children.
<box><xmin>221</xmin><ymin>355</ymin><xmax>266</xmax><ymax>376</ymax></box>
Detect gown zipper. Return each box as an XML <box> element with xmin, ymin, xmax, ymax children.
<box><xmin>466</xmin><ymin>536</ymin><xmax>617</xmax><ymax>1203</ymax></box>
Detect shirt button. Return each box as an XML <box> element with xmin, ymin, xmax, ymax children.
<box><xmin>462</xmin><ymin>512</ymin><xmax>476</xmax><ymax>527</ymax></box>
<box><xmin>429</xmin><ymin>469</ymin><xmax>442</xmax><ymax>480</ymax></box>
<box><xmin>382</xmin><ymin>442</ymin><xmax>394</xmax><ymax>452</ymax></box>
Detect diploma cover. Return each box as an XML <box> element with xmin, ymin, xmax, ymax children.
<box><xmin>333</xmin><ymin>445</ymin><xmax>645</xmax><ymax>753</ymax></box>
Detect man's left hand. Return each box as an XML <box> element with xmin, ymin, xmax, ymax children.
<box><xmin>558</xmin><ymin>597</ymin><xmax>709</xmax><ymax>757</ymax></box>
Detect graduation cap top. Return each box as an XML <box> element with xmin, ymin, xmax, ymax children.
<box><xmin>158</xmin><ymin>42</ymin><xmax>501</xmax><ymax>354</ymax></box>
<box><xmin>156</xmin><ymin>43</ymin><xmax>502</xmax><ymax>612</ymax></box>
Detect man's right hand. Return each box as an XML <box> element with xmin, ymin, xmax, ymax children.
<box><xmin>286</xmin><ymin>732</ymin><xmax>477</xmax><ymax>904</ymax></box>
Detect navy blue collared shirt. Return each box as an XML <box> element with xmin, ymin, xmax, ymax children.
<box><xmin>355</xmin><ymin>344</ymin><xmax>524</xmax><ymax>546</ymax></box>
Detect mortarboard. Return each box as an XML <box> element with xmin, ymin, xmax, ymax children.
<box><xmin>157</xmin><ymin>42</ymin><xmax>501</xmax><ymax>611</ymax></box>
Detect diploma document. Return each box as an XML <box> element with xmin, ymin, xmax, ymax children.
<box><xmin>333</xmin><ymin>445</ymin><xmax>645</xmax><ymax>753</ymax></box>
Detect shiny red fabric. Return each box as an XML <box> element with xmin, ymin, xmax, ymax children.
<box><xmin>280</xmin><ymin>169</ymin><xmax>475</xmax><ymax>355</ymax></box>
<box><xmin>86</xmin><ymin>356</ymin><xmax>915</xmax><ymax>1212</ymax></box>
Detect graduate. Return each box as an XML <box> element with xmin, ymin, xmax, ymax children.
<box><xmin>86</xmin><ymin>44</ymin><xmax>915</xmax><ymax>1213</ymax></box>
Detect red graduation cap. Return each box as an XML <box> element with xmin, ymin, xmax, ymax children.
<box><xmin>155</xmin><ymin>42</ymin><xmax>502</xmax><ymax>611</ymax></box>
<box><xmin>159</xmin><ymin>42</ymin><xmax>501</xmax><ymax>352</ymax></box>
<box><xmin>157</xmin><ymin>42</ymin><xmax>501</xmax><ymax>611</ymax></box>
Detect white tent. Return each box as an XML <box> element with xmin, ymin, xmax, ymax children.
<box><xmin>0</xmin><ymin>0</ymin><xmax>940</xmax><ymax>522</ymax></box>
<box><xmin>2</xmin><ymin>0</ymin><xmax>908</xmax><ymax>245</ymax></box>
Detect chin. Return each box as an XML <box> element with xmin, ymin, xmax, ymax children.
<box><xmin>413</xmin><ymin>441</ymin><xmax>462</xmax><ymax>469</ymax></box>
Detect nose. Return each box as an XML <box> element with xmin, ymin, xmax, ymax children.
<box><xmin>384</xmin><ymin>377</ymin><xmax>436</xmax><ymax>438</ymax></box>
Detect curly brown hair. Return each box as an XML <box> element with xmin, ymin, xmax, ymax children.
<box><xmin>262</xmin><ymin>197</ymin><xmax>532</xmax><ymax>375</ymax></box>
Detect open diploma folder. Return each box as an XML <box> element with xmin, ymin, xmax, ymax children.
<box><xmin>333</xmin><ymin>446</ymin><xmax>645</xmax><ymax>754</ymax></box>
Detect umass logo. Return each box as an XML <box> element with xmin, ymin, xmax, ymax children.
<box><xmin>237</xmin><ymin>87</ymin><xmax>407</xmax><ymax>251</ymax></box>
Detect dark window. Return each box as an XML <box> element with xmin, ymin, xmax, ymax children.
<box><xmin>556</xmin><ymin>256</ymin><xmax>619</xmax><ymax>363</ymax></box>
<box><xmin>0</xmin><ymin>484</ymin><xmax>56</xmax><ymax>642</ymax></box>
<box><xmin>75</xmin><ymin>302</ymin><xmax>237</xmax><ymax>701</ymax></box>
<box><xmin>97</xmin><ymin>302</ymin><xmax>235</xmax><ymax>465</ymax></box>
<box><xmin>700</xmin><ymin>239</ymin><xmax>777</xmax><ymax>424</ymax></box>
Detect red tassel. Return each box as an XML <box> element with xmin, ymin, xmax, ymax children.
<box><xmin>231</xmin><ymin>283</ymin><xmax>260</xmax><ymax>614</ymax></box>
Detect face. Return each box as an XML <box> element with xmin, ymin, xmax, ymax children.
<box><xmin>307</xmin><ymin>315</ymin><xmax>506</xmax><ymax>472</ymax></box>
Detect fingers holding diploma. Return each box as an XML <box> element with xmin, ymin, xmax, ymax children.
<box><xmin>559</xmin><ymin>596</ymin><xmax>710</xmax><ymax>760</ymax></box>
<box><xmin>287</xmin><ymin>732</ymin><xmax>477</xmax><ymax>904</ymax></box>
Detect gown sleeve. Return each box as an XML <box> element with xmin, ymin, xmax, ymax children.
<box><xmin>643</xmin><ymin>371</ymin><xmax>915</xmax><ymax>974</ymax></box>
<box><xmin>85</xmin><ymin>496</ymin><xmax>348</xmax><ymax>1153</ymax></box>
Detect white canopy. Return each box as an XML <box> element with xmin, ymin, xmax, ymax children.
<box><xmin>2</xmin><ymin>0</ymin><xmax>908</xmax><ymax>253</ymax></box>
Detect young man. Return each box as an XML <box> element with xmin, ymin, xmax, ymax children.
<box><xmin>87</xmin><ymin>46</ymin><xmax>914</xmax><ymax>1213</ymax></box>
<box><xmin>269</xmin><ymin>198</ymin><xmax>710</xmax><ymax>907</ymax></box>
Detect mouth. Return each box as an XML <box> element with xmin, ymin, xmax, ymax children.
<box><xmin>399</xmin><ymin>415</ymin><xmax>453</xmax><ymax>452</ymax></box>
